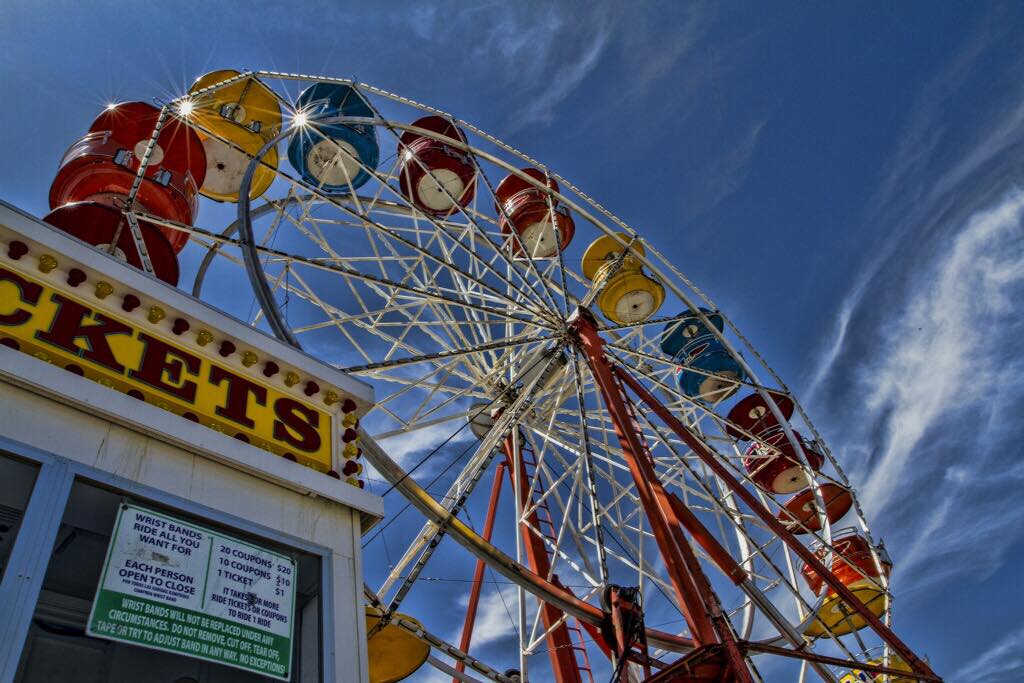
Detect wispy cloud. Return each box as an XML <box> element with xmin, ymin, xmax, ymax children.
<box><xmin>803</xmin><ymin>292</ymin><xmax>856</xmax><ymax>405</ymax></box>
<box><xmin>806</xmin><ymin>13</ymin><xmax>1024</xmax><ymax>407</ymax></box>
<box><xmin>448</xmin><ymin>587</ymin><xmax>519</xmax><ymax>649</ymax></box>
<box><xmin>513</xmin><ymin>21</ymin><xmax>613</xmax><ymax>128</ymax></box>
<box><xmin>857</xmin><ymin>190</ymin><xmax>1024</xmax><ymax>515</ymax></box>
<box><xmin>810</xmin><ymin>188</ymin><xmax>1024</xmax><ymax>597</ymax></box>
<box><xmin>447</xmin><ymin>1</ymin><xmax>712</xmax><ymax>131</ymax></box>
<box><xmin>804</xmin><ymin>15</ymin><xmax>1024</xmax><ymax>599</ymax></box>
<box><xmin>685</xmin><ymin>119</ymin><xmax>767</xmax><ymax>219</ymax></box>
<box><xmin>463</xmin><ymin>2</ymin><xmax>618</xmax><ymax>130</ymax></box>
<box><xmin>376</xmin><ymin>420</ymin><xmax>475</xmax><ymax>468</ymax></box>
<box><xmin>950</xmin><ymin>625</ymin><xmax>1024</xmax><ymax>682</ymax></box>
<box><xmin>621</xmin><ymin>7</ymin><xmax>708</xmax><ymax>95</ymax></box>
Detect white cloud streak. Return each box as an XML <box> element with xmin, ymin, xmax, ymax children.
<box><xmin>798</xmin><ymin>14</ymin><xmax>1024</xmax><ymax>605</ymax></box>
<box><xmin>803</xmin><ymin>292</ymin><xmax>855</xmax><ymax>406</ymax></box>
<box><xmin>809</xmin><ymin>187</ymin><xmax>1024</xmax><ymax>602</ymax></box>
<box><xmin>377</xmin><ymin>420</ymin><xmax>475</xmax><ymax>467</ymax></box>
<box><xmin>857</xmin><ymin>190</ymin><xmax>1024</xmax><ymax>515</ymax></box>
<box><xmin>685</xmin><ymin>119</ymin><xmax>767</xmax><ymax>220</ymax></box>
<box><xmin>803</xmin><ymin>191</ymin><xmax>1024</xmax><ymax>605</ymax></box>
<box><xmin>800</xmin><ymin>27</ymin><xmax>1024</xmax><ymax>616</ymax></box>
<box><xmin>950</xmin><ymin>625</ymin><xmax>1024</xmax><ymax>682</ymax></box>
<box><xmin>513</xmin><ymin>22</ymin><xmax>613</xmax><ymax>128</ymax></box>
<box><xmin>805</xmin><ymin>19</ymin><xmax>1024</xmax><ymax>411</ymax></box>
<box><xmin>463</xmin><ymin>2</ymin><xmax>619</xmax><ymax>131</ymax></box>
<box><xmin>454</xmin><ymin>2</ymin><xmax>711</xmax><ymax>130</ymax></box>
<box><xmin>449</xmin><ymin>587</ymin><xmax>519</xmax><ymax>649</ymax></box>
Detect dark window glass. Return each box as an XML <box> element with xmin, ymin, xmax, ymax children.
<box><xmin>0</xmin><ymin>453</ymin><xmax>39</xmax><ymax>583</ymax></box>
<box><xmin>15</xmin><ymin>479</ymin><xmax>322</xmax><ymax>683</ymax></box>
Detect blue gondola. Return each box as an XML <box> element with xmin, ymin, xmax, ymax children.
<box><xmin>659</xmin><ymin>308</ymin><xmax>724</xmax><ymax>358</ymax></box>
<box><xmin>287</xmin><ymin>83</ymin><xmax>379</xmax><ymax>192</ymax></box>
<box><xmin>662</xmin><ymin>310</ymin><xmax>746</xmax><ymax>401</ymax></box>
<box><xmin>674</xmin><ymin>341</ymin><xmax>746</xmax><ymax>400</ymax></box>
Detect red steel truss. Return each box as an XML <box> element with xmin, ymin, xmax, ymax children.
<box><xmin>578</xmin><ymin>308</ymin><xmax>936</xmax><ymax>682</ymax></box>
<box><xmin>452</xmin><ymin>308</ymin><xmax>939</xmax><ymax>682</ymax></box>
<box><xmin>575</xmin><ymin>310</ymin><xmax>754</xmax><ymax>683</ymax></box>
<box><xmin>454</xmin><ymin>461</ymin><xmax>507</xmax><ymax>682</ymax></box>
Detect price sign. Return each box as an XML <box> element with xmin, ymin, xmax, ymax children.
<box><xmin>87</xmin><ymin>504</ymin><xmax>297</xmax><ymax>680</ymax></box>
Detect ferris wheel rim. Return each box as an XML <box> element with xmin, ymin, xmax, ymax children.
<box><xmin>168</xmin><ymin>73</ymin><xmax>906</xmax><ymax>680</ymax></box>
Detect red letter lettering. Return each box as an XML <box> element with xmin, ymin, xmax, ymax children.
<box><xmin>0</xmin><ymin>266</ymin><xmax>42</xmax><ymax>326</ymax></box>
<box><xmin>128</xmin><ymin>333</ymin><xmax>200</xmax><ymax>402</ymax></box>
<box><xmin>273</xmin><ymin>398</ymin><xmax>321</xmax><ymax>453</ymax></box>
<box><xmin>208</xmin><ymin>365</ymin><xmax>267</xmax><ymax>428</ymax></box>
<box><xmin>35</xmin><ymin>293</ymin><xmax>131</xmax><ymax>372</ymax></box>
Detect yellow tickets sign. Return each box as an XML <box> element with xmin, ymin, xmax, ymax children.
<box><xmin>0</xmin><ymin>264</ymin><xmax>333</xmax><ymax>471</ymax></box>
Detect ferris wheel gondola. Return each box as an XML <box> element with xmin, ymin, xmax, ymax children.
<box><xmin>42</xmin><ymin>201</ymin><xmax>180</xmax><ymax>284</ymax></box>
<box><xmin>49</xmin><ymin>101</ymin><xmax>205</xmax><ymax>252</ymax></box>
<box><xmin>495</xmin><ymin>168</ymin><xmax>575</xmax><ymax>258</ymax></box>
<box><xmin>398</xmin><ymin>115</ymin><xmax>476</xmax><ymax>217</ymax></box>
<box><xmin>288</xmin><ymin>82</ymin><xmax>379</xmax><ymax>192</ymax></box>
<box><xmin>188</xmin><ymin>69</ymin><xmax>283</xmax><ymax>202</ymax></box>
<box><xmin>581</xmin><ymin>233</ymin><xmax>665</xmax><ymax>324</ymax></box>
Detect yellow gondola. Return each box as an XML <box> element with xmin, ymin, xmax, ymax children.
<box><xmin>839</xmin><ymin>654</ymin><xmax>914</xmax><ymax>682</ymax></box>
<box><xmin>804</xmin><ymin>578</ymin><xmax>888</xmax><ymax>638</ymax></box>
<box><xmin>187</xmin><ymin>69</ymin><xmax>282</xmax><ymax>202</ymax></box>
<box><xmin>581</xmin><ymin>233</ymin><xmax>665</xmax><ymax>324</ymax></box>
<box><xmin>365</xmin><ymin>607</ymin><xmax>430</xmax><ymax>683</ymax></box>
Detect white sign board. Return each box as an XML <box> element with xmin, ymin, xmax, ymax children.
<box><xmin>87</xmin><ymin>504</ymin><xmax>296</xmax><ymax>679</ymax></box>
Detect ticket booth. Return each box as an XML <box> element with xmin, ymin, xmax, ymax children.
<box><xmin>0</xmin><ymin>201</ymin><xmax>383</xmax><ymax>683</ymax></box>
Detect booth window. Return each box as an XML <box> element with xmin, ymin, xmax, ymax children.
<box><xmin>14</xmin><ymin>478</ymin><xmax>324</xmax><ymax>683</ymax></box>
<box><xmin>0</xmin><ymin>454</ymin><xmax>39</xmax><ymax>583</ymax></box>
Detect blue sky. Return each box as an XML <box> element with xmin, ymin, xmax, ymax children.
<box><xmin>3</xmin><ymin>2</ymin><xmax>1023</xmax><ymax>680</ymax></box>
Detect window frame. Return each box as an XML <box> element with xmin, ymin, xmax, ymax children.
<box><xmin>0</xmin><ymin>434</ymin><xmax>337</xmax><ymax>683</ymax></box>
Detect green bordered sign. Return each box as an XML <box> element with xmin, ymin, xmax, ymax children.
<box><xmin>87</xmin><ymin>504</ymin><xmax>297</xmax><ymax>680</ymax></box>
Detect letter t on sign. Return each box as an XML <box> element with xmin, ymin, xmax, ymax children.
<box><xmin>209</xmin><ymin>364</ymin><xmax>268</xmax><ymax>429</ymax></box>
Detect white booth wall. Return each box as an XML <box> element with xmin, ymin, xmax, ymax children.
<box><xmin>0</xmin><ymin>350</ymin><xmax>383</xmax><ymax>683</ymax></box>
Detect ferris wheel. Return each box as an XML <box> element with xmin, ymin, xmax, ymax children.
<box><xmin>42</xmin><ymin>71</ymin><xmax>940</xmax><ymax>683</ymax></box>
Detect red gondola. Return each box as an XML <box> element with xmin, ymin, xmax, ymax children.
<box><xmin>44</xmin><ymin>202</ymin><xmax>180</xmax><ymax>285</ymax></box>
<box><xmin>48</xmin><ymin>102</ymin><xmax>206</xmax><ymax>252</ymax></box>
<box><xmin>726</xmin><ymin>391</ymin><xmax>795</xmax><ymax>440</ymax></box>
<box><xmin>398</xmin><ymin>116</ymin><xmax>475</xmax><ymax>217</ymax></box>
<box><xmin>743</xmin><ymin>427</ymin><xmax>825</xmax><ymax>494</ymax></box>
<box><xmin>495</xmin><ymin>168</ymin><xmax>575</xmax><ymax>258</ymax></box>
<box><xmin>778</xmin><ymin>483</ymin><xmax>854</xmax><ymax>534</ymax></box>
<box><xmin>801</xmin><ymin>531</ymin><xmax>890</xmax><ymax>596</ymax></box>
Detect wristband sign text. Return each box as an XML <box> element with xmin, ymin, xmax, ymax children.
<box><xmin>87</xmin><ymin>504</ymin><xmax>297</xmax><ymax>680</ymax></box>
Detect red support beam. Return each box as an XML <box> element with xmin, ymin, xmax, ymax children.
<box><xmin>658</xmin><ymin>501</ymin><xmax>753</xmax><ymax>682</ymax></box>
<box><xmin>667</xmin><ymin>493</ymin><xmax>748</xmax><ymax>586</ymax></box>
<box><xmin>609</xmin><ymin>590</ymin><xmax>633</xmax><ymax>683</ymax></box>
<box><xmin>454</xmin><ymin>460</ymin><xmax>507</xmax><ymax>682</ymax></box>
<box><xmin>576</xmin><ymin>320</ymin><xmax>716</xmax><ymax>645</ymax></box>
<box><xmin>744</xmin><ymin>642</ymin><xmax>942</xmax><ymax>682</ymax></box>
<box><xmin>502</xmin><ymin>436</ymin><xmax>583</xmax><ymax>683</ymax></box>
<box><xmin>642</xmin><ymin>645</ymin><xmax>730</xmax><ymax>683</ymax></box>
<box><xmin>613</xmin><ymin>364</ymin><xmax>939</xmax><ymax>680</ymax></box>
<box><xmin>574</xmin><ymin>311</ymin><xmax>753</xmax><ymax>683</ymax></box>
